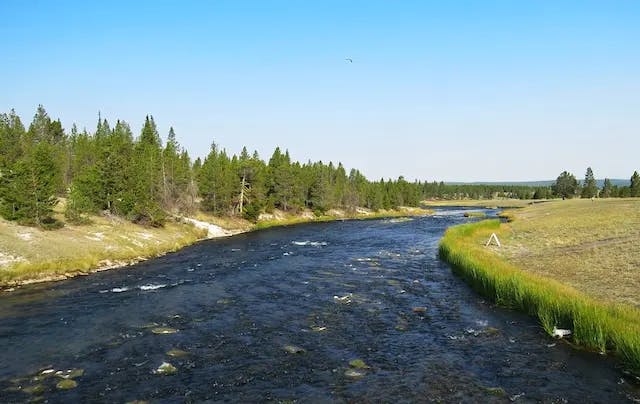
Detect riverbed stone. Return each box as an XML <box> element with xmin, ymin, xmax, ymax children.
<box><xmin>56</xmin><ymin>379</ymin><xmax>78</xmax><ymax>390</ymax></box>
<box><xmin>412</xmin><ymin>306</ymin><xmax>427</xmax><ymax>314</ymax></box>
<box><xmin>348</xmin><ymin>359</ymin><xmax>370</xmax><ymax>369</ymax></box>
<box><xmin>283</xmin><ymin>344</ymin><xmax>306</xmax><ymax>354</ymax></box>
<box><xmin>23</xmin><ymin>384</ymin><xmax>45</xmax><ymax>395</ymax></box>
<box><xmin>485</xmin><ymin>386</ymin><xmax>506</xmax><ymax>396</ymax></box>
<box><xmin>484</xmin><ymin>327</ymin><xmax>500</xmax><ymax>336</ymax></box>
<box><xmin>166</xmin><ymin>348</ymin><xmax>190</xmax><ymax>358</ymax></box>
<box><xmin>151</xmin><ymin>327</ymin><xmax>178</xmax><ymax>335</ymax></box>
<box><xmin>344</xmin><ymin>368</ymin><xmax>366</xmax><ymax>379</ymax></box>
<box><xmin>395</xmin><ymin>318</ymin><xmax>409</xmax><ymax>331</ymax></box>
<box><xmin>154</xmin><ymin>362</ymin><xmax>177</xmax><ymax>375</ymax></box>
<box><xmin>56</xmin><ymin>368</ymin><xmax>84</xmax><ymax>379</ymax></box>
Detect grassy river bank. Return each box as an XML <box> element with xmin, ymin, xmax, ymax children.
<box><xmin>0</xmin><ymin>206</ymin><xmax>430</xmax><ymax>288</ymax></box>
<box><xmin>439</xmin><ymin>199</ymin><xmax>640</xmax><ymax>374</ymax></box>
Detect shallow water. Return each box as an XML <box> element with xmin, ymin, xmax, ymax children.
<box><xmin>1</xmin><ymin>209</ymin><xmax>638</xmax><ymax>403</ymax></box>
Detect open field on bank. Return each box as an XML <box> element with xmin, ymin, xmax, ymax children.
<box><xmin>439</xmin><ymin>199</ymin><xmax>640</xmax><ymax>373</ymax></box>
<box><xmin>499</xmin><ymin>199</ymin><xmax>640</xmax><ymax>307</ymax></box>
<box><xmin>0</xmin><ymin>206</ymin><xmax>430</xmax><ymax>287</ymax></box>
<box><xmin>422</xmin><ymin>199</ymin><xmax>538</xmax><ymax>208</ymax></box>
<box><xmin>0</xmin><ymin>214</ymin><xmax>207</xmax><ymax>286</ymax></box>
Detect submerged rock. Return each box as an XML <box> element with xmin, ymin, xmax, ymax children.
<box><xmin>311</xmin><ymin>325</ymin><xmax>327</xmax><ymax>332</ymax></box>
<box><xmin>153</xmin><ymin>362</ymin><xmax>177</xmax><ymax>375</ymax></box>
<box><xmin>333</xmin><ymin>294</ymin><xmax>352</xmax><ymax>304</ymax></box>
<box><xmin>166</xmin><ymin>348</ymin><xmax>190</xmax><ymax>358</ymax></box>
<box><xmin>283</xmin><ymin>344</ymin><xmax>306</xmax><ymax>354</ymax></box>
<box><xmin>484</xmin><ymin>327</ymin><xmax>500</xmax><ymax>336</ymax></box>
<box><xmin>348</xmin><ymin>359</ymin><xmax>370</xmax><ymax>369</ymax></box>
<box><xmin>151</xmin><ymin>327</ymin><xmax>178</xmax><ymax>335</ymax></box>
<box><xmin>23</xmin><ymin>384</ymin><xmax>45</xmax><ymax>395</ymax></box>
<box><xmin>485</xmin><ymin>386</ymin><xmax>506</xmax><ymax>396</ymax></box>
<box><xmin>344</xmin><ymin>368</ymin><xmax>366</xmax><ymax>379</ymax></box>
<box><xmin>395</xmin><ymin>318</ymin><xmax>409</xmax><ymax>331</ymax></box>
<box><xmin>412</xmin><ymin>306</ymin><xmax>427</xmax><ymax>314</ymax></box>
<box><xmin>56</xmin><ymin>379</ymin><xmax>78</xmax><ymax>390</ymax></box>
<box><xmin>56</xmin><ymin>368</ymin><xmax>84</xmax><ymax>379</ymax></box>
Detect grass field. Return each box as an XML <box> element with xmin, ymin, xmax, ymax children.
<box><xmin>499</xmin><ymin>199</ymin><xmax>640</xmax><ymax>307</ymax></box>
<box><xmin>423</xmin><ymin>199</ymin><xmax>538</xmax><ymax>208</ymax></box>
<box><xmin>0</xmin><ymin>215</ymin><xmax>207</xmax><ymax>286</ymax></box>
<box><xmin>439</xmin><ymin>198</ymin><xmax>640</xmax><ymax>373</ymax></box>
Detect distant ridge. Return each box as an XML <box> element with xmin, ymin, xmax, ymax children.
<box><xmin>444</xmin><ymin>179</ymin><xmax>629</xmax><ymax>187</ymax></box>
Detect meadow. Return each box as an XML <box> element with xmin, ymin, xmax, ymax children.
<box><xmin>439</xmin><ymin>199</ymin><xmax>640</xmax><ymax>373</ymax></box>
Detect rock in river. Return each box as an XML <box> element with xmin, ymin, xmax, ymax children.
<box><xmin>154</xmin><ymin>362</ymin><xmax>177</xmax><ymax>375</ymax></box>
<box><xmin>166</xmin><ymin>348</ymin><xmax>190</xmax><ymax>358</ymax></box>
<box><xmin>344</xmin><ymin>368</ymin><xmax>366</xmax><ymax>379</ymax></box>
<box><xmin>348</xmin><ymin>359</ymin><xmax>370</xmax><ymax>369</ymax></box>
<box><xmin>151</xmin><ymin>327</ymin><xmax>178</xmax><ymax>335</ymax></box>
<box><xmin>283</xmin><ymin>344</ymin><xmax>306</xmax><ymax>354</ymax></box>
<box><xmin>56</xmin><ymin>379</ymin><xmax>78</xmax><ymax>390</ymax></box>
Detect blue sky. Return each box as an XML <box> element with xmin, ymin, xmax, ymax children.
<box><xmin>1</xmin><ymin>1</ymin><xmax>638</xmax><ymax>181</ymax></box>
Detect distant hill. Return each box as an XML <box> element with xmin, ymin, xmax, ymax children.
<box><xmin>444</xmin><ymin>179</ymin><xmax>629</xmax><ymax>187</ymax></box>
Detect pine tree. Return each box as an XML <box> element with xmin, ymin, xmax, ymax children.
<box><xmin>581</xmin><ymin>167</ymin><xmax>598</xmax><ymax>198</ymax></box>
<box><xmin>631</xmin><ymin>171</ymin><xmax>640</xmax><ymax>197</ymax></box>
<box><xmin>601</xmin><ymin>178</ymin><xmax>613</xmax><ymax>198</ymax></box>
<box><xmin>127</xmin><ymin>116</ymin><xmax>165</xmax><ymax>226</ymax></box>
<box><xmin>552</xmin><ymin>171</ymin><xmax>578</xmax><ymax>199</ymax></box>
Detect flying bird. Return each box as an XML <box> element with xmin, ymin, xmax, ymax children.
<box><xmin>345</xmin><ymin>58</ymin><xmax>353</xmax><ymax>63</ymax></box>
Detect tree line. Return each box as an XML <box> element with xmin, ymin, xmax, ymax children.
<box><xmin>552</xmin><ymin>167</ymin><xmax>640</xmax><ymax>199</ymax></box>
<box><xmin>1</xmin><ymin>107</ymin><xmax>638</xmax><ymax>229</ymax></box>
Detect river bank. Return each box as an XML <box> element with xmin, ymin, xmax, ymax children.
<box><xmin>439</xmin><ymin>199</ymin><xmax>640</xmax><ymax>375</ymax></box>
<box><xmin>0</xmin><ymin>206</ymin><xmax>430</xmax><ymax>289</ymax></box>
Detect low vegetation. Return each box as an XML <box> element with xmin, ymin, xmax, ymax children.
<box><xmin>439</xmin><ymin>200</ymin><xmax>640</xmax><ymax>374</ymax></box>
<box><xmin>0</xmin><ymin>214</ymin><xmax>206</xmax><ymax>286</ymax></box>
<box><xmin>253</xmin><ymin>206</ymin><xmax>431</xmax><ymax>230</ymax></box>
<box><xmin>423</xmin><ymin>199</ymin><xmax>536</xmax><ymax>208</ymax></box>
<box><xmin>499</xmin><ymin>199</ymin><xmax>640</xmax><ymax>307</ymax></box>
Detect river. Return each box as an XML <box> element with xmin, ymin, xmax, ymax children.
<box><xmin>1</xmin><ymin>209</ymin><xmax>638</xmax><ymax>403</ymax></box>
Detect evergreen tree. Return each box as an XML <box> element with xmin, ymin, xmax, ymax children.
<box><xmin>581</xmin><ymin>167</ymin><xmax>598</xmax><ymax>198</ymax></box>
<box><xmin>267</xmin><ymin>147</ymin><xmax>296</xmax><ymax>211</ymax></box>
<box><xmin>552</xmin><ymin>171</ymin><xmax>578</xmax><ymax>199</ymax></box>
<box><xmin>601</xmin><ymin>178</ymin><xmax>613</xmax><ymax>198</ymax></box>
<box><xmin>127</xmin><ymin>116</ymin><xmax>165</xmax><ymax>225</ymax></box>
<box><xmin>631</xmin><ymin>171</ymin><xmax>640</xmax><ymax>197</ymax></box>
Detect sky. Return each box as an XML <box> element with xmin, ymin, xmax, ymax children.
<box><xmin>1</xmin><ymin>1</ymin><xmax>639</xmax><ymax>182</ymax></box>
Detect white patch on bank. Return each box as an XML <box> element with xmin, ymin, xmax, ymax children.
<box><xmin>139</xmin><ymin>283</ymin><xmax>167</xmax><ymax>291</ymax></box>
<box><xmin>181</xmin><ymin>217</ymin><xmax>233</xmax><ymax>239</ymax></box>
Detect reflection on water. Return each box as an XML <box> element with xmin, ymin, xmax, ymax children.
<box><xmin>1</xmin><ymin>209</ymin><xmax>638</xmax><ymax>403</ymax></box>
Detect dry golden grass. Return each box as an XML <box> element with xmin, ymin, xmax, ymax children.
<box><xmin>0</xmin><ymin>214</ymin><xmax>206</xmax><ymax>285</ymax></box>
<box><xmin>423</xmin><ymin>199</ymin><xmax>538</xmax><ymax>208</ymax></box>
<box><xmin>194</xmin><ymin>212</ymin><xmax>253</xmax><ymax>232</ymax></box>
<box><xmin>498</xmin><ymin>198</ymin><xmax>640</xmax><ymax>307</ymax></box>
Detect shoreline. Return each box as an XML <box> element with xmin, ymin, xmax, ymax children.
<box><xmin>0</xmin><ymin>207</ymin><xmax>431</xmax><ymax>290</ymax></box>
<box><xmin>439</xmin><ymin>218</ymin><xmax>640</xmax><ymax>376</ymax></box>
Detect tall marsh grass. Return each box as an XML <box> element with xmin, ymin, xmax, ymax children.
<box><xmin>439</xmin><ymin>219</ymin><xmax>640</xmax><ymax>373</ymax></box>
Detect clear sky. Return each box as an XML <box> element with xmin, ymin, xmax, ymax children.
<box><xmin>1</xmin><ymin>1</ymin><xmax>638</xmax><ymax>182</ymax></box>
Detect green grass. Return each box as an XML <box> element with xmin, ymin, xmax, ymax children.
<box><xmin>439</xmin><ymin>219</ymin><xmax>640</xmax><ymax>374</ymax></box>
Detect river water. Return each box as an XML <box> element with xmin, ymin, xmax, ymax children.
<box><xmin>1</xmin><ymin>209</ymin><xmax>638</xmax><ymax>403</ymax></box>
